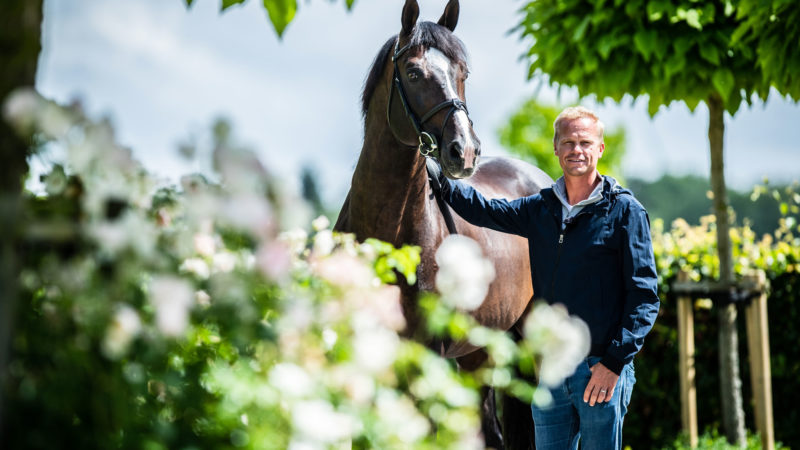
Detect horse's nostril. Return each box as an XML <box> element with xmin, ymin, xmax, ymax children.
<box><xmin>449</xmin><ymin>142</ymin><xmax>463</xmax><ymax>160</ymax></box>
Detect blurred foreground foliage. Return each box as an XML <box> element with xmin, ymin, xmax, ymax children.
<box><xmin>1</xmin><ymin>90</ymin><xmax>591</xmax><ymax>449</ymax></box>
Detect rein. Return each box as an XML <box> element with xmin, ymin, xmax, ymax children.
<box><xmin>426</xmin><ymin>157</ymin><xmax>459</xmax><ymax>235</ymax></box>
<box><xmin>387</xmin><ymin>40</ymin><xmax>471</xmax><ymax>159</ymax></box>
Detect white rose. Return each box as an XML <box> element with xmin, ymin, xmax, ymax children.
<box><xmin>435</xmin><ymin>235</ymin><xmax>495</xmax><ymax>311</ymax></box>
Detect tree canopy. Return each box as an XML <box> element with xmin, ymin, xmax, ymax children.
<box><xmin>514</xmin><ymin>0</ymin><xmax>800</xmax><ymax>116</ymax></box>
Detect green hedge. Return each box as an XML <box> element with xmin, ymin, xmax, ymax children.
<box><xmin>625</xmin><ymin>186</ymin><xmax>800</xmax><ymax>448</ymax></box>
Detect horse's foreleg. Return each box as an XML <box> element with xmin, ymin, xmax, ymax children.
<box><xmin>481</xmin><ymin>386</ymin><xmax>504</xmax><ymax>449</ymax></box>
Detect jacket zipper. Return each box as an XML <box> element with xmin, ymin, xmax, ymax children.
<box><xmin>546</xmin><ymin>206</ymin><xmax>593</xmax><ymax>301</ymax></box>
<box><xmin>547</xmin><ymin>232</ymin><xmax>565</xmax><ymax>300</ymax></box>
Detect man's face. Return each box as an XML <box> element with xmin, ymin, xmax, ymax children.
<box><xmin>554</xmin><ymin>117</ymin><xmax>605</xmax><ymax>179</ymax></box>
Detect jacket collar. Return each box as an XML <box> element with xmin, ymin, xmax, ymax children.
<box><xmin>542</xmin><ymin>175</ymin><xmax>628</xmax><ymax>221</ymax></box>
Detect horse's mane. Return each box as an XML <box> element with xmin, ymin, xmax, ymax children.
<box><xmin>361</xmin><ymin>21</ymin><xmax>469</xmax><ymax>119</ymax></box>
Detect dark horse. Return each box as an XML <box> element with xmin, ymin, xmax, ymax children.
<box><xmin>334</xmin><ymin>0</ymin><xmax>552</xmax><ymax>447</ymax></box>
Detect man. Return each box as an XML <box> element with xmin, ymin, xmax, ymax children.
<box><xmin>437</xmin><ymin>106</ymin><xmax>659</xmax><ymax>449</ymax></box>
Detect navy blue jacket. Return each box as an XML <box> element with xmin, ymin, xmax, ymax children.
<box><xmin>442</xmin><ymin>176</ymin><xmax>659</xmax><ymax>375</ymax></box>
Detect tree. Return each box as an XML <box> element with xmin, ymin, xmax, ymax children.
<box><xmin>300</xmin><ymin>163</ymin><xmax>325</xmax><ymax>217</ymax></box>
<box><xmin>514</xmin><ymin>0</ymin><xmax>799</xmax><ymax>444</ymax></box>
<box><xmin>499</xmin><ymin>98</ymin><xmax>627</xmax><ymax>183</ymax></box>
<box><xmin>0</xmin><ymin>0</ymin><xmax>43</xmax><ymax>429</ymax></box>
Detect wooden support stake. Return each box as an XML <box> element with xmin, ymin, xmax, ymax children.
<box><xmin>744</xmin><ymin>272</ymin><xmax>774</xmax><ymax>450</ymax></box>
<box><xmin>677</xmin><ymin>271</ymin><xmax>698</xmax><ymax>448</ymax></box>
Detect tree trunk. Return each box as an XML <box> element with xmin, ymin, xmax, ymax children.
<box><xmin>0</xmin><ymin>0</ymin><xmax>43</xmax><ymax>431</ymax></box>
<box><xmin>708</xmin><ymin>94</ymin><xmax>746</xmax><ymax>446</ymax></box>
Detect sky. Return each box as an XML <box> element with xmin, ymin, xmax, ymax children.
<box><xmin>35</xmin><ymin>0</ymin><xmax>800</xmax><ymax>209</ymax></box>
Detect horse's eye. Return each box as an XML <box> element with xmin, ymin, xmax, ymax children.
<box><xmin>407</xmin><ymin>69</ymin><xmax>421</xmax><ymax>82</ymax></box>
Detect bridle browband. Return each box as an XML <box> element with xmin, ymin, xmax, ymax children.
<box><xmin>387</xmin><ymin>39</ymin><xmax>472</xmax><ymax>158</ymax></box>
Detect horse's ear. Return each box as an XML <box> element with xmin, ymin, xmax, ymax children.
<box><xmin>438</xmin><ymin>0</ymin><xmax>459</xmax><ymax>32</ymax></box>
<box><xmin>401</xmin><ymin>0</ymin><xmax>419</xmax><ymax>36</ymax></box>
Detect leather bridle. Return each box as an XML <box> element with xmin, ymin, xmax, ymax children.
<box><xmin>387</xmin><ymin>39</ymin><xmax>472</xmax><ymax>159</ymax></box>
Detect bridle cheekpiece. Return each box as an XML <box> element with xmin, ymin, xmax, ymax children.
<box><xmin>387</xmin><ymin>39</ymin><xmax>471</xmax><ymax>158</ymax></box>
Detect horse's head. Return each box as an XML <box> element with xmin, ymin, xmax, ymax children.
<box><xmin>386</xmin><ymin>0</ymin><xmax>481</xmax><ymax>179</ymax></box>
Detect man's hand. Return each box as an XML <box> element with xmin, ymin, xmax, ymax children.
<box><xmin>583</xmin><ymin>362</ymin><xmax>619</xmax><ymax>406</ymax></box>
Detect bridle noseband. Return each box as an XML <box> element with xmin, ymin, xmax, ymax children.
<box><xmin>387</xmin><ymin>39</ymin><xmax>472</xmax><ymax>158</ymax></box>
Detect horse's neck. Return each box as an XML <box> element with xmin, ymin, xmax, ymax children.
<box><xmin>347</xmin><ymin>122</ymin><xmax>437</xmax><ymax>246</ymax></box>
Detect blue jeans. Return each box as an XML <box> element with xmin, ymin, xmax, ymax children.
<box><xmin>530</xmin><ymin>356</ymin><xmax>636</xmax><ymax>450</ymax></box>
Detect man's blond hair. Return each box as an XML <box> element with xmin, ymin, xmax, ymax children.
<box><xmin>553</xmin><ymin>106</ymin><xmax>605</xmax><ymax>143</ymax></box>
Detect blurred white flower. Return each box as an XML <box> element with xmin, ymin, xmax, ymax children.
<box><xmin>102</xmin><ymin>305</ymin><xmax>142</xmax><ymax>359</ymax></box>
<box><xmin>212</xmin><ymin>251</ymin><xmax>237</xmax><ymax>274</ymax></box>
<box><xmin>287</xmin><ymin>439</ymin><xmax>320</xmax><ymax>450</ymax></box>
<box><xmin>311</xmin><ymin>215</ymin><xmax>330</xmax><ymax>232</ymax></box>
<box><xmin>255</xmin><ymin>241</ymin><xmax>291</xmax><ymax>281</ymax></box>
<box><xmin>195</xmin><ymin>290</ymin><xmax>211</xmax><ymax>308</ymax></box>
<box><xmin>279</xmin><ymin>296</ymin><xmax>314</xmax><ymax>333</ymax></box>
<box><xmin>3</xmin><ymin>88</ymin><xmax>39</xmax><ymax>131</ymax></box>
<box><xmin>312</xmin><ymin>251</ymin><xmax>373</xmax><ymax>289</ymax></box>
<box><xmin>221</xmin><ymin>193</ymin><xmax>274</xmax><ymax>238</ymax></box>
<box><xmin>279</xmin><ymin>228</ymin><xmax>309</xmax><ymax>257</ymax></box>
<box><xmin>330</xmin><ymin>366</ymin><xmax>375</xmax><ymax>406</ymax></box>
<box><xmin>3</xmin><ymin>88</ymin><xmax>71</xmax><ymax>139</ymax></box>
<box><xmin>149</xmin><ymin>276</ymin><xmax>194</xmax><ymax>337</ymax></box>
<box><xmin>435</xmin><ymin>235</ymin><xmax>495</xmax><ymax>311</ymax></box>
<box><xmin>375</xmin><ymin>389</ymin><xmax>430</xmax><ymax>444</ymax></box>
<box><xmin>532</xmin><ymin>386</ymin><xmax>554</xmax><ymax>407</ymax></box>
<box><xmin>292</xmin><ymin>400</ymin><xmax>356</xmax><ymax>444</ymax></box>
<box><xmin>311</xmin><ymin>229</ymin><xmax>335</xmax><ymax>257</ymax></box>
<box><xmin>363</xmin><ymin>285</ymin><xmax>405</xmax><ymax>331</ymax></box>
<box><xmin>353</xmin><ymin>326</ymin><xmax>399</xmax><ymax>373</ymax></box>
<box><xmin>524</xmin><ymin>302</ymin><xmax>591</xmax><ymax>388</ymax></box>
<box><xmin>321</xmin><ymin>327</ymin><xmax>338</xmax><ymax>350</ymax></box>
<box><xmin>180</xmin><ymin>257</ymin><xmax>210</xmax><ymax>279</ymax></box>
<box><xmin>90</xmin><ymin>211</ymin><xmax>157</xmax><ymax>259</ymax></box>
<box><xmin>269</xmin><ymin>363</ymin><xmax>314</xmax><ymax>398</ymax></box>
<box><xmin>193</xmin><ymin>231</ymin><xmax>217</xmax><ymax>257</ymax></box>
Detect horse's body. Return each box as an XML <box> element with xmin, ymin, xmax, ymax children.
<box><xmin>337</xmin><ymin>156</ymin><xmax>550</xmax><ymax>356</ymax></box>
<box><xmin>334</xmin><ymin>0</ymin><xmax>552</xmax><ymax>447</ymax></box>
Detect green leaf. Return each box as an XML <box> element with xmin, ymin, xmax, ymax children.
<box><xmin>263</xmin><ymin>0</ymin><xmax>297</xmax><ymax>38</ymax></box>
<box><xmin>185</xmin><ymin>0</ymin><xmax>196</xmax><ymax>7</ymax></box>
<box><xmin>597</xmin><ymin>34</ymin><xmax>626</xmax><ymax>60</ymax></box>
<box><xmin>664</xmin><ymin>53</ymin><xmax>687</xmax><ymax>80</ymax></box>
<box><xmin>345</xmin><ymin>0</ymin><xmax>356</xmax><ymax>10</ymax></box>
<box><xmin>712</xmin><ymin>68</ymin><xmax>735</xmax><ymax>101</ymax></box>
<box><xmin>572</xmin><ymin>16</ymin><xmax>591</xmax><ymax>42</ymax></box>
<box><xmin>673</xmin><ymin>36</ymin><xmax>693</xmax><ymax>56</ymax></box>
<box><xmin>685</xmin><ymin>96</ymin><xmax>701</xmax><ymax>112</ymax></box>
<box><xmin>724</xmin><ymin>88</ymin><xmax>742</xmax><ymax>115</ymax></box>
<box><xmin>633</xmin><ymin>29</ymin><xmax>657</xmax><ymax>61</ymax></box>
<box><xmin>698</xmin><ymin>44</ymin><xmax>720</xmax><ymax>65</ymax></box>
<box><xmin>222</xmin><ymin>0</ymin><xmax>246</xmax><ymax>11</ymax></box>
<box><xmin>646</xmin><ymin>0</ymin><xmax>669</xmax><ymax>21</ymax></box>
